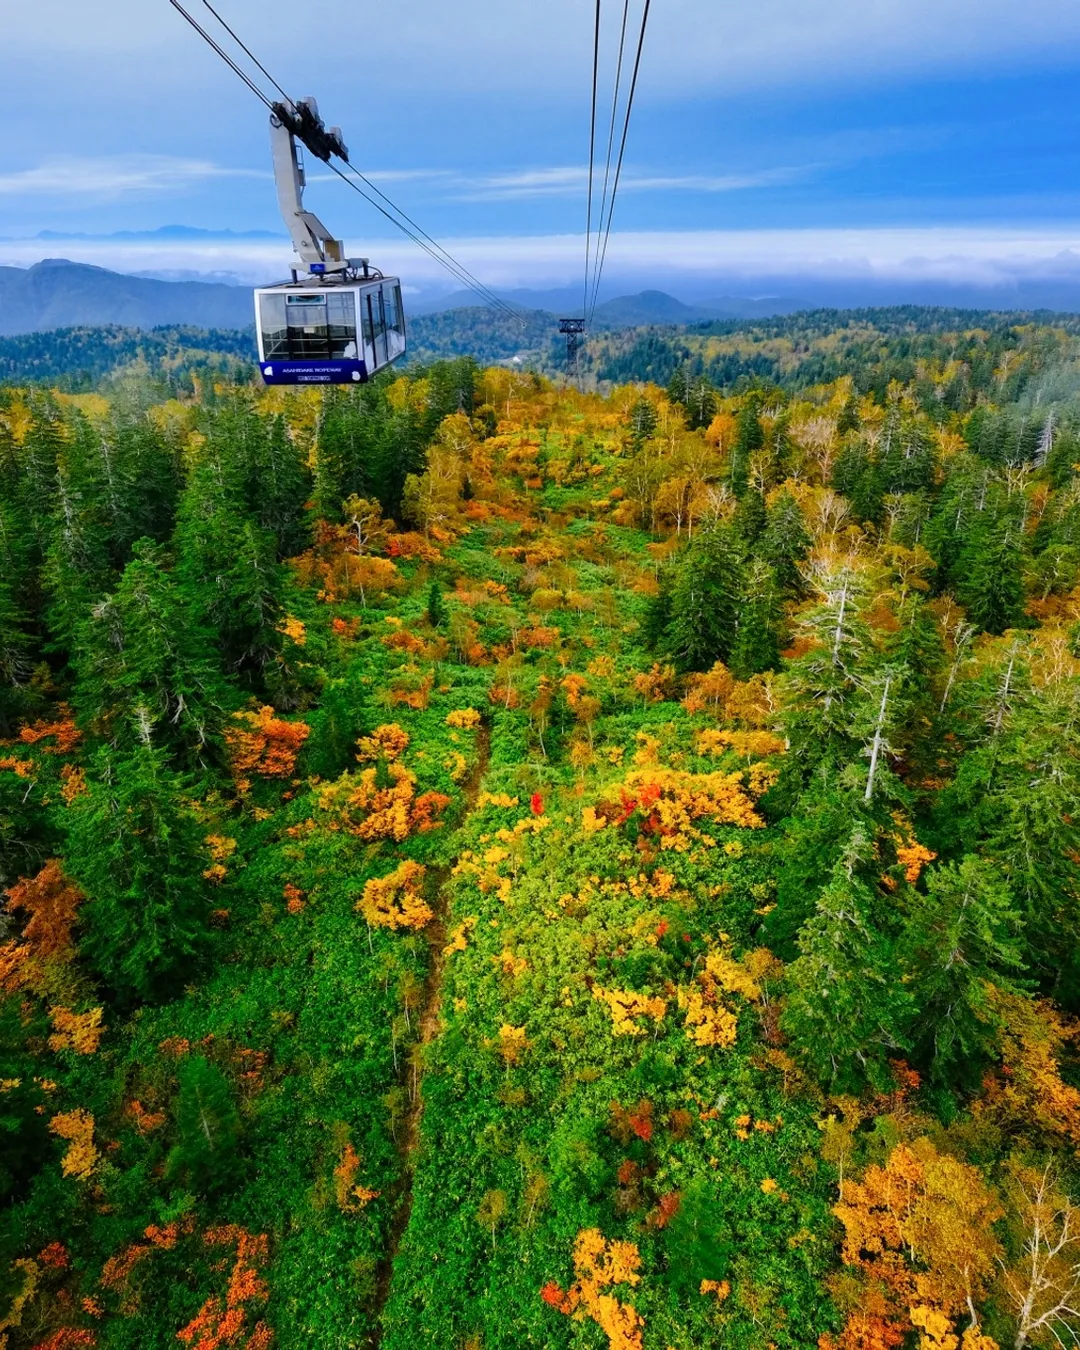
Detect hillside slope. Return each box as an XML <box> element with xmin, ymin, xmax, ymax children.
<box><xmin>0</xmin><ymin>259</ymin><xmax>257</xmax><ymax>334</ymax></box>
<box><xmin>0</xmin><ymin>325</ymin><xmax>1079</xmax><ymax>1350</ymax></box>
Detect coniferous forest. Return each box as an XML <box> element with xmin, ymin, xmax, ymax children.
<box><xmin>2</xmin><ymin>314</ymin><xmax>1080</xmax><ymax>1350</ymax></box>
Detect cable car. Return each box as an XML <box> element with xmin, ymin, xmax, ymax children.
<box><xmin>255</xmin><ymin>97</ymin><xmax>407</xmax><ymax>386</ymax></box>
<box><xmin>256</xmin><ymin>274</ymin><xmax>406</xmax><ymax>386</ymax></box>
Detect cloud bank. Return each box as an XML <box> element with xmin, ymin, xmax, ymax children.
<box><xmin>7</xmin><ymin>226</ymin><xmax>1080</xmax><ymax>305</ymax></box>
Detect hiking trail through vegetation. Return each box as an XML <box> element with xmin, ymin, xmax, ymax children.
<box><xmin>370</xmin><ymin>722</ymin><xmax>492</xmax><ymax>1344</ymax></box>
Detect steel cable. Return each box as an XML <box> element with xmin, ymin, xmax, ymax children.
<box><xmin>169</xmin><ymin>0</ymin><xmax>527</xmax><ymax>324</ymax></box>
<box><xmin>588</xmin><ymin>0</ymin><xmax>651</xmax><ymax>326</ymax></box>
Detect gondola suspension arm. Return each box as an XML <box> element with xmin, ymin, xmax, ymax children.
<box><xmin>269</xmin><ymin>99</ymin><xmax>350</xmax><ymax>273</ymax></box>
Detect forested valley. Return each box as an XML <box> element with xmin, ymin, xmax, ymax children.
<box><xmin>2</xmin><ymin>314</ymin><xmax>1080</xmax><ymax>1350</ymax></box>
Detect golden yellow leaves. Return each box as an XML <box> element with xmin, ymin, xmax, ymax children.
<box><xmin>979</xmin><ymin>987</ymin><xmax>1080</xmax><ymax>1148</ymax></box>
<box><xmin>446</xmin><ymin>707</ymin><xmax>482</xmax><ymax>729</ymax></box>
<box><xmin>679</xmin><ymin>989</ymin><xmax>737</xmax><ymax>1048</ymax></box>
<box><xmin>47</xmin><ymin>1006</ymin><xmax>104</xmax><ymax>1055</ymax></box>
<box><xmin>895</xmin><ymin>840</ymin><xmax>937</xmax><ymax>884</ymax></box>
<box><xmin>495</xmin><ymin>949</ymin><xmax>528</xmax><ymax>978</ymax></box>
<box><xmin>357</xmin><ymin>861</ymin><xmax>432</xmax><ymax>931</ymax></box>
<box><xmin>203</xmin><ymin>834</ymin><xmax>237</xmax><ymax>884</ymax></box>
<box><xmin>583</xmin><ymin>767</ymin><xmax>768</xmax><ymax>847</ymax></box>
<box><xmin>49</xmin><ymin>1109</ymin><xmax>98</xmax><ymax>1179</ymax></box>
<box><xmin>443</xmin><ymin>916</ymin><xmax>478</xmax><ymax>956</ymax></box>
<box><xmin>593</xmin><ymin>987</ymin><xmax>668</xmax><ymax>1037</ymax></box>
<box><xmin>355</xmin><ymin>722</ymin><xmax>410</xmax><ymax>763</ymax></box>
<box><xmin>542</xmin><ymin>1229</ymin><xmax>644</xmax><ymax>1350</ymax></box>
<box><xmin>677</xmin><ymin>945</ymin><xmax>777</xmax><ymax>1050</ymax></box>
<box><xmin>910</xmin><ymin>1307</ymin><xmax>1000</xmax><ymax>1350</ymax></box>
<box><xmin>493</xmin><ymin>1024</ymin><xmax>529</xmax><ymax>1067</ymax></box>
<box><xmin>1</xmin><ymin>861</ymin><xmax>86</xmax><ymax>998</ymax></box>
<box><xmin>0</xmin><ymin>1256</ymin><xmax>41</xmax><ymax>1345</ymax></box>
<box><xmin>278</xmin><ymin>615</ymin><xmax>307</xmax><ymax>645</ymax></box>
<box><xmin>318</xmin><ymin>762</ymin><xmax>450</xmax><ymax>842</ymax></box>
<box><xmin>696</xmin><ymin>728</ymin><xmax>786</xmax><ymax>761</ymax></box>
<box><xmin>700</xmin><ymin>1278</ymin><xmax>730</xmax><ymax>1301</ymax></box>
<box><xmin>833</xmin><ymin>1137</ymin><xmax>1003</xmax><ymax>1320</ymax></box>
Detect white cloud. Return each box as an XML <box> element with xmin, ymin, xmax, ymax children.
<box><xmin>7</xmin><ymin>225</ymin><xmax>1080</xmax><ymax>294</ymax></box>
<box><xmin>449</xmin><ymin>165</ymin><xmax>810</xmax><ymax>200</ymax></box>
<box><xmin>307</xmin><ymin>164</ymin><xmax>811</xmax><ymax>201</ymax></box>
<box><xmin>0</xmin><ymin>156</ymin><xmax>268</xmax><ymax>200</ymax></box>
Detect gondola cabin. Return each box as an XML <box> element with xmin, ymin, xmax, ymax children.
<box><xmin>255</xmin><ymin>276</ymin><xmax>406</xmax><ymax>386</ymax></box>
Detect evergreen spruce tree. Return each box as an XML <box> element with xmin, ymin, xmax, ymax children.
<box><xmin>17</xmin><ymin>398</ymin><xmax>64</xmax><ymax>557</ymax></box>
<box><xmin>165</xmin><ymin>1056</ymin><xmax>242</xmax><ymax>1194</ymax></box>
<box><xmin>73</xmin><ymin>540</ymin><xmax>226</xmax><ymax>761</ymax></box>
<box><xmin>731</xmin><ymin>489</ymin><xmax>767</xmax><ymax>546</ymax></box>
<box><xmin>730</xmin><ymin>559</ymin><xmax>782</xmax><ymax>679</ymax></box>
<box><xmin>628</xmin><ymin>397</ymin><xmax>658</xmax><ymax>452</ymax></box>
<box><xmin>642</xmin><ymin>572</ymin><xmax>673</xmax><ymax>651</ymax></box>
<box><xmin>781</xmin><ymin>566</ymin><xmax>872</xmax><ymax>774</ymax></box>
<box><xmin>250</xmin><ymin>412</ymin><xmax>310</xmax><ymax>557</ymax></box>
<box><xmin>728</xmin><ymin>397</ymin><xmax>765</xmax><ymax>497</ymax></box>
<box><xmin>426</xmin><ymin>579</ymin><xmax>448</xmax><ymax>628</ymax></box>
<box><xmin>69</xmin><ymin>734</ymin><xmax>212</xmax><ymax>1002</ymax></box>
<box><xmin>956</xmin><ymin>513</ymin><xmax>1026</xmax><ymax>634</ymax></box>
<box><xmin>41</xmin><ymin>423</ymin><xmax>112</xmax><ymax>660</ymax></box>
<box><xmin>0</xmin><ymin>574</ymin><xmax>34</xmax><ymax>737</ymax></box>
<box><xmin>782</xmin><ymin>830</ymin><xmax>912</xmax><ymax>1088</ymax></box>
<box><xmin>684</xmin><ymin>377</ymin><xmax>717</xmax><ymax>432</ymax></box>
<box><xmin>665</xmin><ymin>527</ymin><xmax>743</xmax><ymax>671</ymax></box>
<box><xmin>666</xmin><ymin>367</ymin><xmax>690</xmax><ymax>408</ymax></box>
<box><xmin>837</xmin><ymin>393</ymin><xmax>861</xmax><ymax>435</ymax></box>
<box><xmin>901</xmin><ymin>857</ymin><xmax>1025</xmax><ymax>1076</ymax></box>
<box><xmin>0</xmin><ymin>997</ymin><xmax>50</xmax><ymax>1206</ymax></box>
<box><xmin>760</xmin><ymin>490</ymin><xmax>810</xmax><ymax>597</ymax></box>
<box><xmin>174</xmin><ymin>456</ymin><xmax>291</xmax><ymax>701</ymax></box>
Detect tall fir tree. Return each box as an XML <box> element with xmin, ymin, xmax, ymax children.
<box><xmin>73</xmin><ymin>539</ymin><xmax>226</xmax><ymax>762</ymax></box>
<box><xmin>900</xmin><ymin>857</ymin><xmax>1025</xmax><ymax>1077</ymax></box>
<box><xmin>730</xmin><ymin>559</ymin><xmax>782</xmax><ymax>680</ymax></box>
<box><xmin>956</xmin><ymin>511</ymin><xmax>1027</xmax><ymax>634</ymax></box>
<box><xmin>664</xmin><ymin>526</ymin><xmax>743</xmax><ymax>672</ymax></box>
<box><xmin>68</xmin><ymin>734</ymin><xmax>212</xmax><ymax>1002</ymax></box>
<box><xmin>728</xmin><ymin>397</ymin><xmax>765</xmax><ymax>497</ymax></box>
<box><xmin>165</xmin><ymin>1056</ymin><xmax>242</xmax><ymax>1194</ymax></box>
<box><xmin>782</xmin><ymin>829</ymin><xmax>912</xmax><ymax>1089</ymax></box>
<box><xmin>760</xmin><ymin>490</ymin><xmax>810</xmax><ymax>597</ymax></box>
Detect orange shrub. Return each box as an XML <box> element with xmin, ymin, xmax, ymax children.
<box><xmin>226</xmin><ymin>708</ymin><xmax>310</xmax><ymax>780</ymax></box>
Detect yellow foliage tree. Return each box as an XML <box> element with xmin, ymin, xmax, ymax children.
<box><xmin>356</xmin><ymin>861</ymin><xmax>432</xmax><ymax>930</ymax></box>
<box><xmin>541</xmin><ymin>1228</ymin><xmax>644</xmax><ymax>1350</ymax></box>
<box><xmin>592</xmin><ymin>987</ymin><xmax>668</xmax><ymax>1036</ymax></box>
<box><xmin>48</xmin><ymin>1109</ymin><xmax>98</xmax><ymax>1180</ymax></box>
<box><xmin>831</xmin><ymin>1137</ymin><xmax>1003</xmax><ymax>1341</ymax></box>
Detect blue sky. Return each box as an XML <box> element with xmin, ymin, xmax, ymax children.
<box><xmin>3</xmin><ymin>0</ymin><xmax>1080</xmax><ymax>302</ymax></box>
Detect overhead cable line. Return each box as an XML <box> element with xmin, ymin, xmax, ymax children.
<box><xmin>198</xmin><ymin>0</ymin><xmax>297</xmax><ymax>112</ymax></box>
<box><xmin>588</xmin><ymin>0</ymin><xmax>631</xmax><ymax>314</ymax></box>
<box><xmin>323</xmin><ymin>161</ymin><xmax>526</xmax><ymax>325</ymax></box>
<box><xmin>583</xmin><ymin>0</ymin><xmax>602</xmax><ymax>323</ymax></box>
<box><xmin>167</xmin><ymin>0</ymin><xmax>272</xmax><ymax>109</ymax></box>
<box><xmin>587</xmin><ymin>0</ymin><xmax>651</xmax><ymax>326</ymax></box>
<box><xmin>169</xmin><ymin>0</ymin><xmax>527</xmax><ymax>325</ymax></box>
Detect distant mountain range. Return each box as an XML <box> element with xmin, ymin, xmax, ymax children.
<box><xmin>411</xmin><ymin>286</ymin><xmax>803</xmax><ymax>324</ymax></box>
<box><xmin>0</xmin><ymin>260</ymin><xmax>255</xmax><ymax>336</ymax></box>
<box><xmin>0</xmin><ymin>260</ymin><xmax>803</xmax><ymax>337</ymax></box>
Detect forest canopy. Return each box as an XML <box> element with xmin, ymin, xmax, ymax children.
<box><xmin>1</xmin><ymin>314</ymin><xmax>1079</xmax><ymax>1349</ymax></box>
